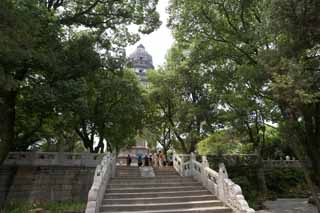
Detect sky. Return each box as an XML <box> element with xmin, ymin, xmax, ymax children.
<box><xmin>126</xmin><ymin>0</ymin><xmax>174</xmax><ymax>68</ymax></box>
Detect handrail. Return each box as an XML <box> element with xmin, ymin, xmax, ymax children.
<box><xmin>85</xmin><ymin>152</ymin><xmax>116</xmax><ymax>213</ymax></box>
<box><xmin>172</xmin><ymin>152</ymin><xmax>255</xmax><ymax>213</ymax></box>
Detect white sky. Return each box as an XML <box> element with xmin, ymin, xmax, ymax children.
<box><xmin>126</xmin><ymin>0</ymin><xmax>174</xmax><ymax>68</ymax></box>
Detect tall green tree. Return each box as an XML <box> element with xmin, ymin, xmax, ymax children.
<box><xmin>168</xmin><ymin>0</ymin><xmax>320</xmax><ymax>209</ymax></box>
<box><xmin>168</xmin><ymin>0</ymin><xmax>275</xmax><ymax>201</ymax></box>
<box><xmin>74</xmin><ymin>70</ymin><xmax>144</xmax><ymax>153</ymax></box>
<box><xmin>0</xmin><ymin>0</ymin><xmax>62</xmax><ymax>163</ymax></box>
<box><xmin>148</xmin><ymin>47</ymin><xmax>219</xmax><ymax>153</ymax></box>
<box><xmin>0</xmin><ymin>0</ymin><xmax>160</xmax><ymax>164</ymax></box>
<box><xmin>261</xmin><ymin>0</ymin><xmax>320</xmax><ymax>209</ymax></box>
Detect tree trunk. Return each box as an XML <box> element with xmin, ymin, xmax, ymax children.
<box><xmin>301</xmin><ymin>139</ymin><xmax>320</xmax><ymax>212</ymax></box>
<box><xmin>188</xmin><ymin>139</ymin><xmax>196</xmax><ymax>153</ymax></box>
<box><xmin>257</xmin><ymin>154</ymin><xmax>268</xmax><ymax>199</ymax></box>
<box><xmin>301</xmin><ymin>159</ymin><xmax>320</xmax><ymax>212</ymax></box>
<box><xmin>0</xmin><ymin>90</ymin><xmax>16</xmax><ymax>165</ymax></box>
<box><xmin>94</xmin><ymin>136</ymin><xmax>105</xmax><ymax>153</ymax></box>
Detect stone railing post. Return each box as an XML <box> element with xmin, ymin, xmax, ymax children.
<box><xmin>111</xmin><ymin>156</ymin><xmax>116</xmax><ymax>178</ymax></box>
<box><xmin>218</xmin><ymin>163</ymin><xmax>228</xmax><ymax>203</ymax></box>
<box><xmin>189</xmin><ymin>152</ymin><xmax>196</xmax><ymax>176</ymax></box>
<box><xmin>180</xmin><ymin>155</ymin><xmax>185</xmax><ymax>175</ymax></box>
<box><xmin>201</xmin><ymin>156</ymin><xmax>209</xmax><ymax>187</ymax></box>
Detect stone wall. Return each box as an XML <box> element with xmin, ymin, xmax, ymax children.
<box><xmin>5</xmin><ymin>166</ymin><xmax>95</xmax><ymax>203</ymax></box>
<box><xmin>0</xmin><ymin>166</ymin><xmax>17</xmax><ymax>206</ymax></box>
<box><xmin>0</xmin><ymin>152</ymin><xmax>102</xmax><ymax>205</ymax></box>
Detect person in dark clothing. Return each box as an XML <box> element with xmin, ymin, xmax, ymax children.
<box><xmin>144</xmin><ymin>154</ymin><xmax>149</xmax><ymax>166</ymax></box>
<box><xmin>149</xmin><ymin>154</ymin><xmax>153</xmax><ymax>165</ymax></box>
<box><xmin>137</xmin><ymin>155</ymin><xmax>143</xmax><ymax>167</ymax></box>
<box><xmin>127</xmin><ymin>154</ymin><xmax>132</xmax><ymax>166</ymax></box>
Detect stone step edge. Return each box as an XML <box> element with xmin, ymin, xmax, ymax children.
<box><xmin>112</xmin><ymin>177</ymin><xmax>187</xmax><ymax>180</ymax></box>
<box><xmin>105</xmin><ymin>189</ymin><xmax>210</xmax><ymax>196</ymax></box>
<box><xmin>99</xmin><ymin>206</ymin><xmax>231</xmax><ymax>213</ymax></box>
<box><xmin>109</xmin><ymin>182</ymin><xmax>197</xmax><ymax>186</ymax></box>
<box><xmin>107</xmin><ymin>186</ymin><xmax>203</xmax><ymax>190</ymax></box>
<box><xmin>101</xmin><ymin>200</ymin><xmax>222</xmax><ymax>207</ymax></box>
<box><xmin>103</xmin><ymin>194</ymin><xmax>216</xmax><ymax>201</ymax></box>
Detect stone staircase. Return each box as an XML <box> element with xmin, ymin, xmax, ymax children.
<box><xmin>100</xmin><ymin>166</ymin><xmax>232</xmax><ymax>213</ymax></box>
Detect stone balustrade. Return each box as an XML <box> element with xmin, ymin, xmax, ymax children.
<box><xmin>4</xmin><ymin>152</ymin><xmax>103</xmax><ymax>167</ymax></box>
<box><xmin>206</xmin><ymin>154</ymin><xmax>309</xmax><ymax>169</ymax></box>
<box><xmin>173</xmin><ymin>152</ymin><xmax>255</xmax><ymax>213</ymax></box>
<box><xmin>263</xmin><ymin>159</ymin><xmax>308</xmax><ymax>169</ymax></box>
<box><xmin>85</xmin><ymin>152</ymin><xmax>116</xmax><ymax>213</ymax></box>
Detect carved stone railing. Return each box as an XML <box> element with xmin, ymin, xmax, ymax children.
<box><xmin>263</xmin><ymin>160</ymin><xmax>309</xmax><ymax>169</ymax></box>
<box><xmin>207</xmin><ymin>154</ymin><xmax>309</xmax><ymax>169</ymax></box>
<box><xmin>85</xmin><ymin>152</ymin><xmax>116</xmax><ymax>213</ymax></box>
<box><xmin>4</xmin><ymin>152</ymin><xmax>103</xmax><ymax>167</ymax></box>
<box><xmin>173</xmin><ymin>152</ymin><xmax>255</xmax><ymax>213</ymax></box>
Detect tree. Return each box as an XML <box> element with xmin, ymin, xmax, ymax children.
<box><xmin>0</xmin><ymin>0</ymin><xmax>62</xmax><ymax>163</ymax></box>
<box><xmin>147</xmin><ymin>48</ymin><xmax>219</xmax><ymax>153</ymax></box>
<box><xmin>261</xmin><ymin>0</ymin><xmax>320</xmax><ymax>209</ymax></box>
<box><xmin>73</xmin><ymin>70</ymin><xmax>144</xmax><ymax>153</ymax></box>
<box><xmin>0</xmin><ymin>0</ymin><xmax>160</xmax><ymax>164</ymax></box>
<box><xmin>168</xmin><ymin>0</ymin><xmax>320</xmax><ymax>209</ymax></box>
<box><xmin>167</xmin><ymin>0</ymin><xmax>275</xmax><ymax>201</ymax></box>
<box><xmin>145</xmin><ymin>84</ymin><xmax>175</xmax><ymax>159</ymax></box>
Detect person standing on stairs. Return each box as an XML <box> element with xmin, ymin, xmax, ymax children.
<box><xmin>126</xmin><ymin>154</ymin><xmax>132</xmax><ymax>166</ymax></box>
<box><xmin>137</xmin><ymin>154</ymin><xmax>143</xmax><ymax>167</ymax></box>
<box><xmin>153</xmin><ymin>152</ymin><xmax>158</xmax><ymax>167</ymax></box>
<box><xmin>159</xmin><ymin>151</ymin><xmax>164</xmax><ymax>168</ymax></box>
<box><xmin>144</xmin><ymin>154</ymin><xmax>149</xmax><ymax>166</ymax></box>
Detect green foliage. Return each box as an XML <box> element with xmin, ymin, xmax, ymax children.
<box><xmin>146</xmin><ymin>47</ymin><xmax>220</xmax><ymax>153</ymax></box>
<box><xmin>265</xmin><ymin>169</ymin><xmax>309</xmax><ymax>198</ymax></box>
<box><xmin>197</xmin><ymin>131</ymin><xmax>242</xmax><ymax>155</ymax></box>
<box><xmin>226</xmin><ymin>166</ymin><xmax>309</xmax><ymax>209</ymax></box>
<box><xmin>0</xmin><ymin>0</ymin><xmax>161</xmax><ymax>163</ymax></box>
<box><xmin>167</xmin><ymin>0</ymin><xmax>320</xmax><ymax>206</ymax></box>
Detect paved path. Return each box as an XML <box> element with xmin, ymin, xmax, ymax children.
<box><xmin>257</xmin><ymin>199</ymin><xmax>317</xmax><ymax>213</ymax></box>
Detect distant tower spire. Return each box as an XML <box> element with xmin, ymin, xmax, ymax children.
<box><xmin>128</xmin><ymin>44</ymin><xmax>154</xmax><ymax>84</ymax></box>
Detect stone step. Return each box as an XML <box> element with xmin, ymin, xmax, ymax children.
<box><xmin>101</xmin><ymin>206</ymin><xmax>231</xmax><ymax>213</ymax></box>
<box><xmin>111</xmin><ymin>176</ymin><xmax>190</xmax><ymax>183</ymax></box>
<box><xmin>102</xmin><ymin>194</ymin><xmax>217</xmax><ymax>204</ymax></box>
<box><xmin>111</xmin><ymin>176</ymin><xmax>189</xmax><ymax>180</ymax></box>
<box><xmin>108</xmin><ymin>182</ymin><xmax>198</xmax><ymax>188</ymax></box>
<box><xmin>117</xmin><ymin>173</ymin><xmax>141</xmax><ymax>176</ymax></box>
<box><xmin>107</xmin><ymin>185</ymin><xmax>204</xmax><ymax>193</ymax></box>
<box><xmin>105</xmin><ymin>189</ymin><xmax>211</xmax><ymax>199</ymax></box>
<box><xmin>154</xmin><ymin>175</ymin><xmax>180</xmax><ymax>178</ymax></box>
<box><xmin>100</xmin><ymin>200</ymin><xmax>224</xmax><ymax>212</ymax></box>
<box><xmin>116</xmin><ymin>175</ymin><xmax>142</xmax><ymax>178</ymax></box>
<box><xmin>154</xmin><ymin>172</ymin><xmax>178</xmax><ymax>175</ymax></box>
<box><xmin>116</xmin><ymin>175</ymin><xmax>181</xmax><ymax>178</ymax></box>
<box><xmin>155</xmin><ymin>175</ymin><xmax>180</xmax><ymax>177</ymax></box>
<box><xmin>153</xmin><ymin>169</ymin><xmax>177</xmax><ymax>172</ymax></box>
<box><xmin>110</xmin><ymin>178</ymin><xmax>195</xmax><ymax>184</ymax></box>
<box><xmin>100</xmin><ymin>206</ymin><xmax>232</xmax><ymax>213</ymax></box>
<box><xmin>116</xmin><ymin>167</ymin><xmax>139</xmax><ymax>171</ymax></box>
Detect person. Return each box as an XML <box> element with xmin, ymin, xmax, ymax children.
<box><xmin>149</xmin><ymin>154</ymin><xmax>153</xmax><ymax>165</ymax></box>
<box><xmin>137</xmin><ymin>154</ymin><xmax>143</xmax><ymax>167</ymax></box>
<box><xmin>126</xmin><ymin>154</ymin><xmax>132</xmax><ymax>166</ymax></box>
<box><xmin>168</xmin><ymin>154</ymin><xmax>173</xmax><ymax>166</ymax></box>
<box><xmin>159</xmin><ymin>151</ymin><xmax>164</xmax><ymax>168</ymax></box>
<box><xmin>153</xmin><ymin>152</ymin><xmax>158</xmax><ymax>167</ymax></box>
<box><xmin>144</xmin><ymin>154</ymin><xmax>149</xmax><ymax>166</ymax></box>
